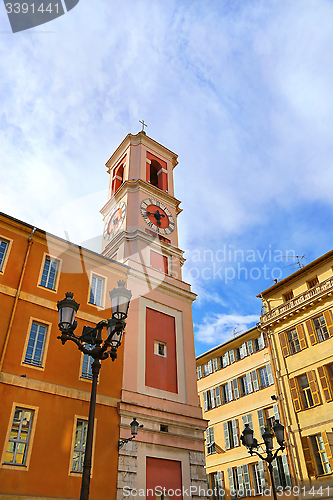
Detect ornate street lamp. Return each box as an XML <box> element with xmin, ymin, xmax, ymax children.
<box><xmin>57</xmin><ymin>280</ymin><xmax>132</xmax><ymax>500</ymax></box>
<box><xmin>241</xmin><ymin>421</ymin><xmax>285</xmax><ymax>500</ymax></box>
<box><xmin>118</xmin><ymin>417</ymin><xmax>144</xmax><ymax>449</ymax></box>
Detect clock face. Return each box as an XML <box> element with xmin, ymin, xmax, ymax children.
<box><xmin>140</xmin><ymin>198</ymin><xmax>175</xmax><ymax>235</ymax></box>
<box><xmin>104</xmin><ymin>201</ymin><xmax>126</xmax><ymax>241</ymax></box>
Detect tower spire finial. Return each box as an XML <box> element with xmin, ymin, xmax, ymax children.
<box><xmin>139</xmin><ymin>119</ymin><xmax>148</xmax><ymax>134</ymax></box>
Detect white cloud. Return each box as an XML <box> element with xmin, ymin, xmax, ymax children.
<box><xmin>194</xmin><ymin>313</ymin><xmax>260</xmax><ymax>346</ymax></box>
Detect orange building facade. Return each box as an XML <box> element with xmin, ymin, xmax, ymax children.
<box><xmin>0</xmin><ymin>213</ymin><xmax>128</xmax><ymax>499</ymax></box>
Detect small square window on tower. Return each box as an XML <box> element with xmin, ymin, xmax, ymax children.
<box><xmin>154</xmin><ymin>340</ymin><xmax>167</xmax><ymax>357</ymax></box>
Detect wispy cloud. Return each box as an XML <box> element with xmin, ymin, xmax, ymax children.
<box><xmin>194</xmin><ymin>313</ymin><xmax>260</xmax><ymax>346</ymax></box>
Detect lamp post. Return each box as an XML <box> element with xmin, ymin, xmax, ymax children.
<box><xmin>118</xmin><ymin>417</ymin><xmax>144</xmax><ymax>449</ymax></box>
<box><xmin>240</xmin><ymin>421</ymin><xmax>285</xmax><ymax>500</ymax></box>
<box><xmin>57</xmin><ymin>280</ymin><xmax>132</xmax><ymax>500</ymax></box>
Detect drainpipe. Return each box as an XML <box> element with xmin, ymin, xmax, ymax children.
<box><xmin>0</xmin><ymin>226</ymin><xmax>36</xmax><ymax>372</ymax></box>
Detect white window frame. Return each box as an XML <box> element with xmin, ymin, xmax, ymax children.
<box><xmin>88</xmin><ymin>272</ymin><xmax>106</xmax><ymax>308</ymax></box>
<box><xmin>154</xmin><ymin>340</ymin><xmax>167</xmax><ymax>357</ymax></box>
<box><xmin>37</xmin><ymin>253</ymin><xmax>61</xmax><ymax>292</ymax></box>
<box><xmin>0</xmin><ymin>236</ymin><xmax>12</xmax><ymax>274</ymax></box>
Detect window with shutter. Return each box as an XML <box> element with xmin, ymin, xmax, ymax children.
<box><xmin>258</xmin><ymin>332</ymin><xmax>265</xmax><ymax>350</ymax></box>
<box><xmin>286</xmin><ymin>328</ymin><xmax>301</xmax><ymax>354</ymax></box>
<box><xmin>210</xmin><ymin>388</ymin><xmax>216</xmax><ymax>409</ymax></box>
<box><xmin>323</xmin><ymin>310</ymin><xmax>333</xmax><ymax>337</ymax></box>
<box><xmin>296</xmin><ymin>323</ymin><xmax>307</xmax><ymax>350</ymax></box>
<box><xmin>216</xmin><ymin>471</ymin><xmax>224</xmax><ymax>500</ymax></box>
<box><xmin>245</xmin><ymin>372</ymin><xmax>253</xmax><ymax>394</ymax></box>
<box><xmin>208</xmin><ymin>359</ymin><xmax>213</xmax><ymax>374</ymax></box>
<box><xmin>281</xmin><ymin>454</ymin><xmax>292</xmax><ymax>487</ymax></box>
<box><xmin>241</xmin><ymin>342</ymin><xmax>247</xmax><ymax>358</ymax></box>
<box><xmin>242</xmin><ymin>413</ymin><xmax>253</xmax><ymax>430</ymax></box>
<box><xmin>257</xmin><ymin>460</ymin><xmax>266</xmax><ymax>490</ymax></box>
<box><xmin>272</xmin><ymin>458</ymin><xmax>282</xmax><ymax>489</ymax></box>
<box><xmin>203</xmin><ymin>391</ymin><xmax>208</xmax><ymax>412</ymax></box>
<box><xmin>307</xmin><ymin>370</ymin><xmax>321</xmax><ymax>406</ymax></box>
<box><xmin>273</xmin><ymin>403</ymin><xmax>280</xmax><ymax>423</ymax></box>
<box><xmin>224</xmin><ymin>422</ymin><xmax>230</xmax><ymax>450</ymax></box>
<box><xmin>228</xmin><ymin>468</ymin><xmax>236</xmax><ymax>500</ymax></box>
<box><xmin>213</xmin><ymin>357</ymin><xmax>218</xmax><ymax>371</ymax></box>
<box><xmin>266</xmin><ymin>363</ymin><xmax>274</xmax><ymax>386</ymax></box>
<box><xmin>322</xmin><ymin>432</ymin><xmax>333</xmax><ymax>473</ymax></box>
<box><xmin>229</xmin><ymin>349</ymin><xmax>235</xmax><ymax>363</ymax></box>
<box><xmin>257</xmin><ymin>409</ymin><xmax>265</xmax><ymax>437</ymax></box>
<box><xmin>301</xmin><ymin>436</ymin><xmax>316</xmax><ymax>477</ymax></box>
<box><xmin>289</xmin><ymin>377</ymin><xmax>302</xmax><ymax>412</ymax></box>
<box><xmin>237</xmin><ymin>465</ymin><xmax>245</xmax><ymax>497</ymax></box>
<box><xmin>310</xmin><ymin>434</ymin><xmax>332</xmax><ymax>475</ymax></box>
<box><xmin>232</xmin><ymin>419</ymin><xmax>239</xmax><ymax>447</ymax></box>
<box><xmin>215</xmin><ymin>385</ymin><xmax>222</xmax><ymax>406</ymax></box>
<box><xmin>318</xmin><ymin>364</ymin><xmax>333</xmax><ymax>402</ymax></box>
<box><xmin>279</xmin><ymin>332</ymin><xmax>289</xmax><ymax>357</ymax></box>
<box><xmin>227</xmin><ymin>380</ymin><xmax>234</xmax><ymax>401</ymax></box>
<box><xmin>206</xmin><ymin>427</ymin><xmax>215</xmax><ymax>455</ymax></box>
<box><xmin>223</xmin><ymin>352</ymin><xmax>230</xmax><ymax>367</ymax></box>
<box><xmin>242</xmin><ymin>464</ymin><xmax>251</xmax><ymax>496</ymax></box>
<box><xmin>251</xmin><ymin>370</ymin><xmax>259</xmax><ymax>391</ymax></box>
<box><xmin>247</xmin><ymin>339</ymin><xmax>254</xmax><ymax>354</ymax></box>
<box><xmin>306</xmin><ymin>319</ymin><xmax>317</xmax><ymax>345</ymax></box>
<box><xmin>197</xmin><ymin>365</ymin><xmax>202</xmax><ymax>379</ymax></box>
<box><xmin>232</xmin><ymin>378</ymin><xmax>240</xmax><ymax>399</ymax></box>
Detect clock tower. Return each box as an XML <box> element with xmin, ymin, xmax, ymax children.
<box><xmin>100</xmin><ymin>131</ymin><xmax>207</xmax><ymax>500</ymax></box>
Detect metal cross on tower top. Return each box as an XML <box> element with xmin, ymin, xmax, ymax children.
<box><xmin>139</xmin><ymin>120</ymin><xmax>148</xmax><ymax>132</ymax></box>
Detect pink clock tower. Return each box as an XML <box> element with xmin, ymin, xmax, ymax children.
<box><xmin>100</xmin><ymin>131</ymin><xmax>207</xmax><ymax>499</ymax></box>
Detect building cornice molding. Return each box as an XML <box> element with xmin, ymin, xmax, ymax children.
<box><xmin>260</xmin><ymin>276</ymin><xmax>333</xmax><ymax>326</ymax></box>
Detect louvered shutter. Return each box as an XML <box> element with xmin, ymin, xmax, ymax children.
<box><xmin>257</xmin><ymin>460</ymin><xmax>266</xmax><ymax>490</ymax></box>
<box><xmin>251</xmin><ymin>370</ymin><xmax>259</xmax><ymax>391</ymax></box>
<box><xmin>223</xmin><ymin>352</ymin><xmax>230</xmax><ymax>367</ymax></box>
<box><xmin>272</xmin><ymin>458</ymin><xmax>282</xmax><ymax>488</ymax></box>
<box><xmin>218</xmin><ymin>356</ymin><xmax>223</xmax><ymax>369</ymax></box>
<box><xmin>258</xmin><ymin>332</ymin><xmax>265</xmax><ymax>349</ymax></box>
<box><xmin>237</xmin><ymin>465</ymin><xmax>245</xmax><ymax>497</ymax></box>
<box><xmin>266</xmin><ymin>363</ymin><xmax>274</xmax><ymax>385</ymax></box>
<box><xmin>232</xmin><ymin>418</ymin><xmax>239</xmax><ymax>447</ymax></box>
<box><xmin>210</xmin><ymin>388</ymin><xmax>216</xmax><ymax>408</ymax></box>
<box><xmin>301</xmin><ymin>436</ymin><xmax>315</xmax><ymax>477</ymax></box>
<box><xmin>279</xmin><ymin>332</ymin><xmax>289</xmax><ymax>357</ymax></box>
<box><xmin>306</xmin><ymin>319</ymin><xmax>317</xmax><ymax>345</ymax></box>
<box><xmin>317</xmin><ymin>366</ymin><xmax>333</xmax><ymax>402</ymax></box>
<box><xmin>216</xmin><ymin>471</ymin><xmax>224</xmax><ymax>498</ymax></box>
<box><xmin>307</xmin><ymin>370</ymin><xmax>321</xmax><ymax>406</ymax></box>
<box><xmin>228</xmin><ymin>468</ymin><xmax>236</xmax><ymax>499</ymax></box>
<box><xmin>203</xmin><ymin>391</ymin><xmax>208</xmax><ymax>411</ymax></box>
<box><xmin>215</xmin><ymin>385</ymin><xmax>222</xmax><ymax>406</ymax></box>
<box><xmin>257</xmin><ymin>409</ymin><xmax>265</xmax><ymax>437</ymax></box>
<box><xmin>296</xmin><ymin>324</ymin><xmax>307</xmax><ymax>350</ymax></box>
<box><xmin>227</xmin><ymin>380</ymin><xmax>233</xmax><ymax>401</ymax></box>
<box><xmin>323</xmin><ymin>310</ymin><xmax>333</xmax><ymax>337</ymax></box>
<box><xmin>233</xmin><ymin>378</ymin><xmax>240</xmax><ymax>399</ymax></box>
<box><xmin>223</xmin><ymin>422</ymin><xmax>230</xmax><ymax>450</ymax></box>
<box><xmin>273</xmin><ymin>403</ymin><xmax>280</xmax><ymax>422</ymax></box>
<box><xmin>213</xmin><ymin>357</ymin><xmax>218</xmax><ymax>371</ymax></box>
<box><xmin>281</xmin><ymin>454</ymin><xmax>292</xmax><ymax>487</ymax></box>
<box><xmin>242</xmin><ymin>464</ymin><xmax>251</xmax><ymax>496</ymax></box>
<box><xmin>322</xmin><ymin>432</ymin><xmax>333</xmax><ymax>471</ymax></box>
<box><xmin>208</xmin><ymin>359</ymin><xmax>213</xmax><ymax>374</ymax></box>
<box><xmin>246</xmin><ymin>372</ymin><xmax>253</xmax><ymax>393</ymax></box>
<box><xmin>242</xmin><ymin>342</ymin><xmax>248</xmax><ymax>357</ymax></box>
<box><xmin>289</xmin><ymin>377</ymin><xmax>302</xmax><ymax>412</ymax></box>
<box><xmin>229</xmin><ymin>349</ymin><xmax>235</xmax><ymax>363</ymax></box>
<box><xmin>197</xmin><ymin>365</ymin><xmax>202</xmax><ymax>379</ymax></box>
<box><xmin>242</xmin><ymin>413</ymin><xmax>253</xmax><ymax>430</ymax></box>
<box><xmin>247</xmin><ymin>339</ymin><xmax>254</xmax><ymax>354</ymax></box>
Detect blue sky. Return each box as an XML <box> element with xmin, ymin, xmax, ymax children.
<box><xmin>1</xmin><ymin>0</ymin><xmax>333</xmax><ymax>356</ymax></box>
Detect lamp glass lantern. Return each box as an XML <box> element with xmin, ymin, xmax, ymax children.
<box><xmin>109</xmin><ymin>280</ymin><xmax>132</xmax><ymax>320</ymax></box>
<box><xmin>242</xmin><ymin>424</ymin><xmax>254</xmax><ymax>448</ymax></box>
<box><xmin>273</xmin><ymin>420</ymin><xmax>285</xmax><ymax>445</ymax></box>
<box><xmin>57</xmin><ymin>292</ymin><xmax>80</xmax><ymax>331</ymax></box>
<box><xmin>262</xmin><ymin>428</ymin><xmax>274</xmax><ymax>450</ymax></box>
<box><xmin>130</xmin><ymin>418</ymin><xmax>140</xmax><ymax>436</ymax></box>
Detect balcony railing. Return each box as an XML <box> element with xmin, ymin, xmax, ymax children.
<box><xmin>260</xmin><ymin>277</ymin><xmax>333</xmax><ymax>324</ymax></box>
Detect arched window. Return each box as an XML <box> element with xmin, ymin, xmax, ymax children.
<box><xmin>112</xmin><ymin>163</ymin><xmax>124</xmax><ymax>194</ymax></box>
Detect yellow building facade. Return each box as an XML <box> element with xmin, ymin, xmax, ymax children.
<box><xmin>197</xmin><ymin>327</ymin><xmax>295</xmax><ymax>500</ymax></box>
<box><xmin>259</xmin><ymin>250</ymin><xmax>333</xmax><ymax>492</ymax></box>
